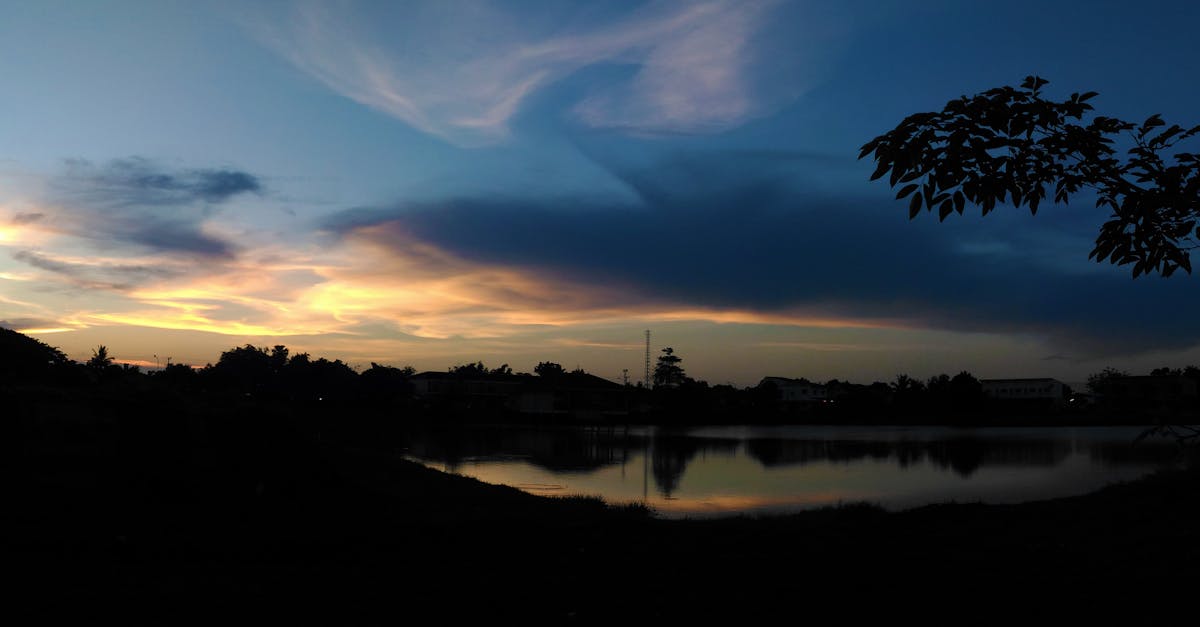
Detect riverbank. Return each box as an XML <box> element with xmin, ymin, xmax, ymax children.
<box><xmin>8</xmin><ymin>424</ymin><xmax>1200</xmax><ymax>623</ymax></box>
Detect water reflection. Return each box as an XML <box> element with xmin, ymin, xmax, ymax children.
<box><xmin>651</xmin><ymin>434</ymin><xmax>739</xmax><ymax>496</ymax></box>
<box><xmin>405</xmin><ymin>427</ymin><xmax>639</xmax><ymax>473</ymax></box>
<box><xmin>401</xmin><ymin>425</ymin><xmax>1186</xmax><ymax>516</ymax></box>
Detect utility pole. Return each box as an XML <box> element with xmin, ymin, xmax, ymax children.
<box><xmin>644</xmin><ymin>330</ymin><xmax>651</xmax><ymax>389</ymax></box>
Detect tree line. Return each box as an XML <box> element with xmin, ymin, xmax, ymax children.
<box><xmin>3</xmin><ymin>328</ymin><xmax>1196</xmax><ymax>422</ymax></box>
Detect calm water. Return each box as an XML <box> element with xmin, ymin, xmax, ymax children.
<box><xmin>401</xmin><ymin>424</ymin><xmax>1187</xmax><ymax>518</ymax></box>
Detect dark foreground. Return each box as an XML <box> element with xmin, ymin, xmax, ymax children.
<box><xmin>6</xmin><ymin>396</ymin><xmax>1200</xmax><ymax>624</ymax></box>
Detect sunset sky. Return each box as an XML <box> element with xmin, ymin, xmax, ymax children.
<box><xmin>2</xmin><ymin>0</ymin><xmax>1199</xmax><ymax>386</ymax></box>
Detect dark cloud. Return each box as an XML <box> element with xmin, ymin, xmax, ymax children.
<box><xmin>121</xmin><ymin>220</ymin><xmax>234</xmax><ymax>257</ymax></box>
<box><xmin>13</xmin><ymin>250</ymin><xmax>74</xmax><ymax>275</ymax></box>
<box><xmin>11</xmin><ymin>212</ymin><xmax>44</xmax><ymax>224</ymax></box>
<box><xmin>324</xmin><ymin>152</ymin><xmax>1200</xmax><ymax>357</ymax></box>
<box><xmin>59</xmin><ymin>157</ymin><xmax>261</xmax><ymax>206</ymax></box>
<box><xmin>191</xmin><ymin>170</ymin><xmax>262</xmax><ymax>202</ymax></box>
<box><xmin>13</xmin><ymin>250</ymin><xmax>183</xmax><ymax>290</ymax></box>
<box><xmin>0</xmin><ymin>317</ymin><xmax>59</xmax><ymax>330</ymax></box>
<box><xmin>41</xmin><ymin>157</ymin><xmax>262</xmax><ymax>258</ymax></box>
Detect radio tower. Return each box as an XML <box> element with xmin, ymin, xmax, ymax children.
<box><xmin>644</xmin><ymin>330</ymin><xmax>651</xmax><ymax>388</ymax></box>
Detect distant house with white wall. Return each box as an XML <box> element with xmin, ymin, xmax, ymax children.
<box><xmin>759</xmin><ymin>376</ymin><xmax>828</xmax><ymax>406</ymax></box>
<box><xmin>980</xmin><ymin>378</ymin><xmax>1068</xmax><ymax>406</ymax></box>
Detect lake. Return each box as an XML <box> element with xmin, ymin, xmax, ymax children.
<box><xmin>401</xmin><ymin>424</ymin><xmax>1187</xmax><ymax>518</ymax></box>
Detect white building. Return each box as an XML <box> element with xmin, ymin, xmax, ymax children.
<box><xmin>980</xmin><ymin>378</ymin><xmax>1067</xmax><ymax>406</ymax></box>
<box><xmin>760</xmin><ymin>376</ymin><xmax>828</xmax><ymax>405</ymax></box>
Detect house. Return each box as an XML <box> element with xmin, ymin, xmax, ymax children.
<box><xmin>409</xmin><ymin>371</ymin><xmax>525</xmax><ymax>412</ymax></box>
<box><xmin>759</xmin><ymin>376</ymin><xmax>828</xmax><ymax>407</ymax></box>
<box><xmin>516</xmin><ymin>372</ymin><xmax>628</xmax><ymax>420</ymax></box>
<box><xmin>410</xmin><ymin>370</ymin><xmax>628</xmax><ymax>420</ymax></box>
<box><xmin>980</xmin><ymin>378</ymin><xmax>1068</xmax><ymax>407</ymax></box>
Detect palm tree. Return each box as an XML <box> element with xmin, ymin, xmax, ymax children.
<box><xmin>87</xmin><ymin>345</ymin><xmax>114</xmax><ymax>370</ymax></box>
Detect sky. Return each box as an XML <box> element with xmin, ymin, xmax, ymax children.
<box><xmin>2</xmin><ymin>0</ymin><xmax>1199</xmax><ymax>386</ymax></box>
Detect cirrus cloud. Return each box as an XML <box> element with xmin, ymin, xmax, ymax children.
<box><xmin>250</xmin><ymin>0</ymin><xmax>823</xmax><ymax>144</ymax></box>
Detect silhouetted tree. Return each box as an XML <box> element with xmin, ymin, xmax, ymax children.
<box><xmin>1087</xmin><ymin>367</ymin><xmax>1129</xmax><ymax>396</ymax></box>
<box><xmin>927</xmin><ymin>373</ymin><xmax>953</xmax><ymax>397</ymax></box>
<box><xmin>861</xmin><ymin>76</ymin><xmax>1200</xmax><ymax>277</ymax></box>
<box><xmin>155</xmin><ymin>362</ymin><xmax>198</xmax><ymax>388</ymax></box>
<box><xmin>891</xmin><ymin>374</ymin><xmax>925</xmax><ymax>395</ymax></box>
<box><xmin>360</xmin><ymin>362</ymin><xmax>415</xmax><ymax>379</ymax></box>
<box><xmin>891</xmin><ymin>374</ymin><xmax>926</xmax><ymax>415</ymax></box>
<box><xmin>360</xmin><ymin>362</ymin><xmax>414</xmax><ymax>402</ymax></box>
<box><xmin>653</xmin><ymin>348</ymin><xmax>685</xmax><ymax>388</ymax></box>
<box><xmin>534</xmin><ymin>361</ymin><xmax>566</xmax><ymax>377</ymax></box>
<box><xmin>0</xmin><ymin>327</ymin><xmax>72</xmax><ymax>383</ymax></box>
<box><xmin>450</xmin><ymin>362</ymin><xmax>488</xmax><ymax>376</ymax></box>
<box><xmin>286</xmin><ymin>356</ymin><xmax>357</xmax><ymax>401</ymax></box>
<box><xmin>948</xmin><ymin>370</ymin><xmax>984</xmax><ymax>411</ymax></box>
<box><xmin>288</xmin><ymin>352</ymin><xmax>311</xmax><ymax>369</ymax></box>
<box><xmin>87</xmin><ymin>345</ymin><xmax>114</xmax><ymax>371</ymax></box>
<box><xmin>208</xmin><ymin>344</ymin><xmax>274</xmax><ymax>394</ymax></box>
<box><xmin>269</xmin><ymin>345</ymin><xmax>289</xmax><ymax>374</ymax></box>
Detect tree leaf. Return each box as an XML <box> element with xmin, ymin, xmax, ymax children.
<box><xmin>896</xmin><ymin>184</ymin><xmax>919</xmax><ymax>199</ymax></box>
<box><xmin>908</xmin><ymin>193</ymin><xmax>922</xmax><ymax>218</ymax></box>
<box><xmin>938</xmin><ymin>198</ymin><xmax>954</xmax><ymax>221</ymax></box>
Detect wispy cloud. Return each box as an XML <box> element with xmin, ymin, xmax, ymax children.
<box><xmin>11</xmin><ymin>250</ymin><xmax>185</xmax><ymax>291</ymax></box>
<box><xmin>251</xmin><ymin>0</ymin><xmax>809</xmax><ymax>144</ymax></box>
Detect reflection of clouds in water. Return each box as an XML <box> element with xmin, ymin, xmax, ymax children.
<box><xmin>403</xmin><ymin>426</ymin><xmax>1179</xmax><ymax>516</ymax></box>
<box><xmin>648</xmin><ymin>492</ymin><xmax>877</xmax><ymax>519</ymax></box>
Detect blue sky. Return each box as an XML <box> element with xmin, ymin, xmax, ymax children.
<box><xmin>2</xmin><ymin>0</ymin><xmax>1199</xmax><ymax>385</ymax></box>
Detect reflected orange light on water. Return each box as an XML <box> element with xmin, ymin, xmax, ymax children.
<box><xmin>644</xmin><ymin>491</ymin><xmax>871</xmax><ymax>516</ymax></box>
